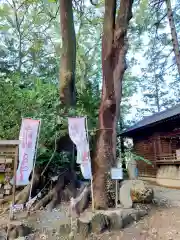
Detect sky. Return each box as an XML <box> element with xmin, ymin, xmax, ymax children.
<box><xmin>128</xmin><ymin>52</ymin><xmax>147</xmax><ymax>120</ymax></box>
<box><xmin>85</xmin><ymin>0</ymin><xmax>177</xmax><ymax>123</ymax></box>
<box><xmin>126</xmin><ymin>0</ymin><xmax>177</xmax><ymax>123</ymax></box>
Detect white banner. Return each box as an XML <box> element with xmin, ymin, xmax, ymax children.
<box><xmin>80</xmin><ymin>140</ymin><xmax>92</xmax><ymax>180</ymax></box>
<box><xmin>13</xmin><ymin>118</ymin><xmax>40</xmax><ymax>186</ymax></box>
<box><xmin>68</xmin><ymin>117</ymin><xmax>92</xmax><ymax>179</ymax></box>
<box><xmin>68</xmin><ymin>117</ymin><xmax>88</xmax><ymax>164</ymax></box>
<box><xmin>80</xmin><ymin>161</ymin><xmax>92</xmax><ymax>179</ymax></box>
<box><xmin>68</xmin><ymin>117</ymin><xmax>87</xmax><ymax>145</ymax></box>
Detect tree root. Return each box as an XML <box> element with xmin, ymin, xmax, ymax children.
<box><xmin>34</xmin><ymin>190</ymin><xmax>54</xmax><ymax>211</ymax></box>
<box><xmin>70</xmin><ymin>183</ymin><xmax>91</xmax><ymax>217</ymax></box>
<box><xmin>0</xmin><ymin>168</ymin><xmax>92</xmax><ymax>216</ymax></box>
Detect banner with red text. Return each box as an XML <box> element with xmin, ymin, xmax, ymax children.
<box><xmin>14</xmin><ymin>118</ymin><xmax>40</xmax><ymax>186</ymax></box>
<box><xmin>68</xmin><ymin>117</ymin><xmax>92</xmax><ymax>179</ymax></box>
<box><xmin>68</xmin><ymin>117</ymin><xmax>88</xmax><ymax>164</ymax></box>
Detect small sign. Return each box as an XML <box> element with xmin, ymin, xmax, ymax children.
<box><xmin>111</xmin><ymin>167</ymin><xmax>123</xmax><ymax>180</ymax></box>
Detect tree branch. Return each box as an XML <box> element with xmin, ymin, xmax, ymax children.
<box><xmin>90</xmin><ymin>0</ymin><xmax>98</xmax><ymax>6</ymax></box>
<box><xmin>154</xmin><ymin>13</ymin><xmax>167</xmax><ymax>27</ymax></box>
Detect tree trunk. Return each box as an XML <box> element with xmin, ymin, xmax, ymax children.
<box><xmin>59</xmin><ymin>0</ymin><xmax>76</xmax><ymax>172</ymax></box>
<box><xmin>155</xmin><ymin>74</ymin><xmax>160</xmax><ymax>112</ymax></box>
<box><xmin>119</xmin><ymin>119</ymin><xmax>126</xmax><ymax>170</ymax></box>
<box><xmin>112</xmin><ymin>0</ymin><xmax>133</xmax><ymax>161</ymax></box>
<box><xmin>59</xmin><ymin>0</ymin><xmax>76</xmax><ymax>106</ymax></box>
<box><xmin>166</xmin><ymin>0</ymin><xmax>180</xmax><ymax>76</ymax></box>
<box><xmin>92</xmin><ymin>0</ymin><xmax>117</xmax><ymax>210</ymax></box>
<box><xmin>92</xmin><ymin>0</ymin><xmax>133</xmax><ymax>210</ymax></box>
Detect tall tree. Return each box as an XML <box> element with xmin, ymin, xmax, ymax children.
<box><xmin>59</xmin><ymin>0</ymin><xmax>76</xmax><ymax>106</ymax></box>
<box><xmin>0</xmin><ymin>0</ymin><xmax>59</xmax><ymax>82</ymax></box>
<box><xmin>92</xmin><ymin>0</ymin><xmax>134</xmax><ymax>209</ymax></box>
<box><xmin>149</xmin><ymin>0</ymin><xmax>180</xmax><ymax>79</ymax></box>
<box><xmin>130</xmin><ymin>0</ymin><xmax>180</xmax><ymax>119</ymax></box>
<box><xmin>165</xmin><ymin>0</ymin><xmax>180</xmax><ymax>76</ymax></box>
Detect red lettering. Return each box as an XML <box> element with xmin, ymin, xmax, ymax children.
<box><xmin>83</xmin><ymin>151</ymin><xmax>88</xmax><ymax>162</ymax></box>
<box><xmin>19</xmin><ymin>153</ymin><xmax>29</xmax><ymax>181</ymax></box>
<box><xmin>27</xmin><ymin>132</ymin><xmax>32</xmax><ymax>148</ymax></box>
<box><xmin>22</xmin><ymin>126</ymin><xmax>32</xmax><ymax>148</ymax></box>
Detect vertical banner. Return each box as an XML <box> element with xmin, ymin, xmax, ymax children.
<box><xmin>15</xmin><ymin>118</ymin><xmax>40</xmax><ymax>186</ymax></box>
<box><xmin>68</xmin><ymin>117</ymin><xmax>92</xmax><ymax>179</ymax></box>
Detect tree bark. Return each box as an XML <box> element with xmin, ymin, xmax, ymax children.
<box><xmin>92</xmin><ymin>0</ymin><xmax>133</xmax><ymax>209</ymax></box>
<box><xmin>59</xmin><ymin>0</ymin><xmax>76</xmax><ymax>172</ymax></box>
<box><xmin>59</xmin><ymin>0</ymin><xmax>76</xmax><ymax>106</ymax></box>
<box><xmin>155</xmin><ymin>74</ymin><xmax>160</xmax><ymax>112</ymax></box>
<box><xmin>112</xmin><ymin>0</ymin><xmax>133</xmax><ymax>161</ymax></box>
<box><xmin>166</xmin><ymin>0</ymin><xmax>180</xmax><ymax>76</ymax></box>
<box><xmin>92</xmin><ymin>0</ymin><xmax>117</xmax><ymax>210</ymax></box>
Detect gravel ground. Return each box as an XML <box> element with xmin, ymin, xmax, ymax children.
<box><xmin>98</xmin><ymin>183</ymin><xmax>180</xmax><ymax>240</ymax></box>
<box><xmin>1</xmin><ymin>183</ymin><xmax>180</xmax><ymax>239</ymax></box>
<box><xmin>99</xmin><ymin>207</ymin><xmax>180</xmax><ymax>240</ymax></box>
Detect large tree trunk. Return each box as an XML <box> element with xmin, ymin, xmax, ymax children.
<box><xmin>92</xmin><ymin>0</ymin><xmax>133</xmax><ymax>210</ymax></box>
<box><xmin>59</xmin><ymin>0</ymin><xmax>76</xmax><ymax>170</ymax></box>
<box><xmin>92</xmin><ymin>0</ymin><xmax>117</xmax><ymax>210</ymax></box>
<box><xmin>166</xmin><ymin>0</ymin><xmax>180</xmax><ymax>76</ymax></box>
<box><xmin>112</xmin><ymin>0</ymin><xmax>133</xmax><ymax>160</ymax></box>
<box><xmin>59</xmin><ymin>0</ymin><xmax>76</xmax><ymax>106</ymax></box>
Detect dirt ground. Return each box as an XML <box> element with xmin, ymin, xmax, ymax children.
<box><xmin>100</xmin><ymin>183</ymin><xmax>180</xmax><ymax>240</ymax></box>
<box><xmin>100</xmin><ymin>207</ymin><xmax>180</xmax><ymax>240</ymax></box>
<box><xmin>1</xmin><ymin>183</ymin><xmax>180</xmax><ymax>239</ymax></box>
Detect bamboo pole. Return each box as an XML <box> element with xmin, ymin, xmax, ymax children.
<box><xmin>10</xmin><ymin>144</ymin><xmax>19</xmax><ymax>220</ymax></box>
<box><xmin>27</xmin><ymin>119</ymin><xmax>41</xmax><ymax>215</ymax></box>
<box><xmin>85</xmin><ymin>117</ymin><xmax>95</xmax><ymax>212</ymax></box>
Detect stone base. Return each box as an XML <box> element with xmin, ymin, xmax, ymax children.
<box><xmin>138</xmin><ymin>176</ymin><xmax>156</xmax><ymax>183</ymax></box>
<box><xmin>68</xmin><ymin>208</ymin><xmax>148</xmax><ymax>239</ymax></box>
<box><xmin>1</xmin><ymin>222</ymin><xmax>32</xmax><ymax>240</ymax></box>
<box><xmin>156</xmin><ymin>178</ymin><xmax>180</xmax><ymax>188</ymax></box>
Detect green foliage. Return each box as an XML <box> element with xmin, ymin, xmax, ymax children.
<box><xmin>0</xmin><ymin>0</ymin><xmax>159</xmax><ymax>168</ymax></box>
<box><xmin>134</xmin><ymin>0</ymin><xmax>149</xmax><ymax>31</ymax></box>
<box><xmin>0</xmin><ymin>0</ymin><xmax>102</xmax><ymax>168</ymax></box>
<box><xmin>124</xmin><ymin>150</ymin><xmax>152</xmax><ymax>165</ymax></box>
<box><xmin>0</xmin><ymin>75</ymin><xmax>58</xmax><ymax>144</ymax></box>
<box><xmin>0</xmin><ymin>72</ymin><xmax>99</xmax><ymax>164</ymax></box>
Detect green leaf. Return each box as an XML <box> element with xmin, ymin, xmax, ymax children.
<box><xmin>0</xmin><ymin>25</ymin><xmax>10</xmax><ymax>31</ymax></box>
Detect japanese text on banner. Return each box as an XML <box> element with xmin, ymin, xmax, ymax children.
<box><xmin>68</xmin><ymin>117</ymin><xmax>91</xmax><ymax>179</ymax></box>
<box><xmin>14</xmin><ymin>119</ymin><xmax>40</xmax><ymax>186</ymax></box>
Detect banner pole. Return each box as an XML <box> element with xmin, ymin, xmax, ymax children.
<box><xmin>115</xmin><ymin>180</ymin><xmax>118</xmax><ymax>209</ymax></box>
<box><xmin>10</xmin><ymin>144</ymin><xmax>19</xmax><ymax>220</ymax></box>
<box><xmin>28</xmin><ymin>119</ymin><xmax>41</xmax><ymax>207</ymax></box>
<box><xmin>85</xmin><ymin>117</ymin><xmax>95</xmax><ymax>212</ymax></box>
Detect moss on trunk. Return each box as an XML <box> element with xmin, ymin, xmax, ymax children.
<box><xmin>59</xmin><ymin>0</ymin><xmax>76</xmax><ymax>106</ymax></box>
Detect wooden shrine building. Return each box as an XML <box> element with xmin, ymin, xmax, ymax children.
<box><xmin>120</xmin><ymin>104</ymin><xmax>180</xmax><ymax>187</ymax></box>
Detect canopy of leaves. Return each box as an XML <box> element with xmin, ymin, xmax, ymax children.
<box><xmin>2</xmin><ymin>0</ymin><xmax>179</xmax><ymax>164</ymax></box>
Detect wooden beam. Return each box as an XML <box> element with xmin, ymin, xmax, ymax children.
<box><xmin>0</xmin><ymin>140</ymin><xmax>20</xmax><ymax>146</ymax></box>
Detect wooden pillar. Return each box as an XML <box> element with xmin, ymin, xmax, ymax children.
<box><xmin>11</xmin><ymin>145</ymin><xmax>18</xmax><ymax>219</ymax></box>
<box><xmin>169</xmin><ymin>139</ymin><xmax>172</xmax><ymax>154</ymax></box>
<box><xmin>157</xmin><ymin>136</ymin><xmax>162</xmax><ymax>155</ymax></box>
<box><xmin>153</xmin><ymin>138</ymin><xmax>157</xmax><ymax>162</ymax></box>
<box><xmin>0</xmin><ymin>140</ymin><xmax>20</xmax><ymax>221</ymax></box>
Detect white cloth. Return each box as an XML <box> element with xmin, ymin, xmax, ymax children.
<box><xmin>80</xmin><ymin>161</ymin><xmax>92</xmax><ymax>179</ymax></box>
